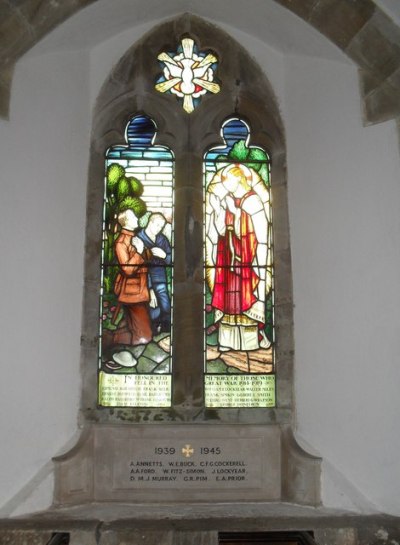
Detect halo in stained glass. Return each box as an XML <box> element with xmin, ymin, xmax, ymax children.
<box><xmin>155</xmin><ymin>37</ymin><xmax>220</xmax><ymax>113</ymax></box>
<box><xmin>203</xmin><ymin>117</ymin><xmax>275</xmax><ymax>408</ymax></box>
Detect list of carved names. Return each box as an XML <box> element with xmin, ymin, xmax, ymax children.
<box><xmin>117</xmin><ymin>439</ymin><xmax>263</xmax><ymax>489</ymax></box>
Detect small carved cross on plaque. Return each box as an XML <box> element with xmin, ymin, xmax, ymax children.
<box><xmin>182</xmin><ymin>444</ymin><xmax>194</xmax><ymax>458</ymax></box>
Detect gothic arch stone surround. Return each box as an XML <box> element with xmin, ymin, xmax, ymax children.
<box><xmin>82</xmin><ymin>14</ymin><xmax>294</xmax><ymax>426</ymax></box>
<box><xmin>52</xmin><ymin>14</ymin><xmax>323</xmax><ymax>508</ymax></box>
<box><xmin>1</xmin><ymin>0</ymin><xmax>400</xmax><ymax>124</ymax></box>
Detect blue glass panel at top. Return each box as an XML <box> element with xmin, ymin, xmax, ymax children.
<box><xmin>204</xmin><ymin>118</ymin><xmax>250</xmax><ymax>163</ymax></box>
<box><xmin>126</xmin><ymin>115</ymin><xmax>156</xmax><ymax>147</ymax></box>
<box><xmin>106</xmin><ymin>115</ymin><xmax>174</xmax><ymax>161</ymax></box>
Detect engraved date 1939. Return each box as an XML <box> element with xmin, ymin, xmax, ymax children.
<box><xmin>154</xmin><ymin>447</ymin><xmax>176</xmax><ymax>455</ymax></box>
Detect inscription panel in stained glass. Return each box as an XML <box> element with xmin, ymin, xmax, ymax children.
<box><xmin>204</xmin><ymin>118</ymin><xmax>275</xmax><ymax>408</ymax></box>
<box><xmin>99</xmin><ymin>115</ymin><xmax>174</xmax><ymax>408</ymax></box>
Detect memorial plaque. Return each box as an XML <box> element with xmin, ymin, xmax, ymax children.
<box><xmin>98</xmin><ymin>373</ymin><xmax>171</xmax><ymax>407</ymax></box>
<box><xmin>205</xmin><ymin>375</ymin><xmax>275</xmax><ymax>407</ymax></box>
<box><xmin>93</xmin><ymin>425</ymin><xmax>281</xmax><ymax>501</ymax></box>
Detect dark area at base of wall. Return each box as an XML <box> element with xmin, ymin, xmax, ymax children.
<box><xmin>219</xmin><ymin>531</ymin><xmax>317</xmax><ymax>545</ymax></box>
<box><xmin>0</xmin><ymin>507</ymin><xmax>400</xmax><ymax>545</ymax></box>
<box><xmin>47</xmin><ymin>533</ymin><xmax>70</xmax><ymax>545</ymax></box>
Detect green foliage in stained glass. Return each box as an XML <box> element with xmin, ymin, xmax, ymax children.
<box><xmin>247</xmin><ymin>147</ymin><xmax>268</xmax><ymax>163</ymax></box>
<box><xmin>119</xmin><ymin>196</ymin><xmax>147</xmax><ymax>217</ymax></box>
<box><xmin>129</xmin><ymin>177</ymin><xmax>144</xmax><ymax>197</ymax></box>
<box><xmin>215</xmin><ymin>155</ymin><xmax>228</xmax><ymax>168</ymax></box>
<box><xmin>100</xmin><ymin>115</ymin><xmax>174</xmax><ymax>408</ymax></box>
<box><xmin>230</xmin><ymin>140</ymin><xmax>248</xmax><ymax>161</ymax></box>
<box><xmin>106</xmin><ymin>163</ymin><xmax>125</xmax><ymax>190</ymax></box>
<box><xmin>213</xmin><ymin>140</ymin><xmax>270</xmax><ymax>186</ymax></box>
<box><xmin>116</xmin><ymin>176</ymin><xmax>131</xmax><ymax>200</ymax></box>
<box><xmin>203</xmin><ymin>118</ymin><xmax>275</xmax><ymax>408</ymax></box>
<box><xmin>102</xmin><ymin>163</ymin><xmax>148</xmax><ymax>300</ymax></box>
<box><xmin>105</xmin><ymin>163</ymin><xmax>147</xmax><ymax>219</ymax></box>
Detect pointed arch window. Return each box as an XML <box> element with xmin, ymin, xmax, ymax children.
<box><xmin>83</xmin><ymin>17</ymin><xmax>293</xmax><ymax>423</ymax></box>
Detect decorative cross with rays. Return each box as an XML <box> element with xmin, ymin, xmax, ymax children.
<box><xmin>181</xmin><ymin>444</ymin><xmax>194</xmax><ymax>458</ymax></box>
<box><xmin>155</xmin><ymin>37</ymin><xmax>221</xmax><ymax>113</ymax></box>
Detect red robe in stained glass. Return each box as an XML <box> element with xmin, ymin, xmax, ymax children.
<box><xmin>211</xmin><ymin>191</ymin><xmax>259</xmax><ymax>316</ymax></box>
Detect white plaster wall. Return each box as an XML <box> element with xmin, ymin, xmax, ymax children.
<box><xmin>1</xmin><ymin>8</ymin><xmax>400</xmax><ymax>517</ymax></box>
<box><xmin>0</xmin><ymin>49</ymin><xmax>89</xmax><ymax>514</ymax></box>
<box><xmin>284</xmin><ymin>55</ymin><xmax>400</xmax><ymax>515</ymax></box>
<box><xmin>91</xmin><ymin>25</ymin><xmax>400</xmax><ymax>516</ymax></box>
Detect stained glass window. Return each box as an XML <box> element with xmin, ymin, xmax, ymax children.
<box><xmin>98</xmin><ymin>115</ymin><xmax>174</xmax><ymax>408</ymax></box>
<box><xmin>204</xmin><ymin>118</ymin><xmax>275</xmax><ymax>408</ymax></box>
<box><xmin>155</xmin><ymin>36</ymin><xmax>220</xmax><ymax>113</ymax></box>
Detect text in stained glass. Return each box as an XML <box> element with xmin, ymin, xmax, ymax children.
<box><xmin>99</xmin><ymin>115</ymin><xmax>174</xmax><ymax>408</ymax></box>
<box><xmin>204</xmin><ymin>118</ymin><xmax>275</xmax><ymax>408</ymax></box>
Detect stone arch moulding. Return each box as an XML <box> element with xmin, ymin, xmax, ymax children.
<box><xmin>1</xmin><ymin>1</ymin><xmax>400</xmax><ymax>125</ymax></box>
<box><xmin>81</xmin><ymin>13</ymin><xmax>292</xmax><ymax>426</ymax></box>
<box><xmin>54</xmin><ymin>15</ymin><xmax>321</xmax><ymax>507</ymax></box>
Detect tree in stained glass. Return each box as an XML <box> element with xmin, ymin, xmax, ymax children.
<box><xmin>98</xmin><ymin>115</ymin><xmax>174</xmax><ymax>408</ymax></box>
<box><xmin>204</xmin><ymin>118</ymin><xmax>275</xmax><ymax>408</ymax></box>
<box><xmin>155</xmin><ymin>37</ymin><xmax>220</xmax><ymax>113</ymax></box>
